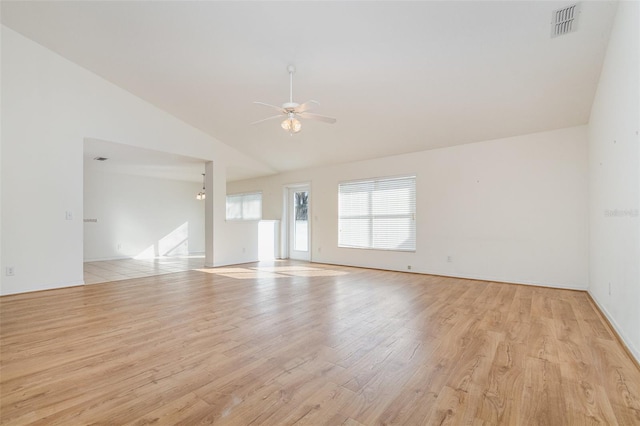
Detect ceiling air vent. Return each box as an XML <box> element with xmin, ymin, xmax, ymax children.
<box><xmin>93</xmin><ymin>156</ymin><xmax>108</xmax><ymax>161</ymax></box>
<box><xmin>551</xmin><ymin>3</ymin><xmax>580</xmax><ymax>38</ymax></box>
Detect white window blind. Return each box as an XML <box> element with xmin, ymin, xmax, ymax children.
<box><xmin>226</xmin><ymin>192</ymin><xmax>262</xmax><ymax>221</ymax></box>
<box><xmin>338</xmin><ymin>176</ymin><xmax>416</xmax><ymax>251</ymax></box>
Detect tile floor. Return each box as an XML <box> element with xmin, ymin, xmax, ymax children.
<box><xmin>83</xmin><ymin>255</ymin><xmax>206</xmax><ymax>284</ymax></box>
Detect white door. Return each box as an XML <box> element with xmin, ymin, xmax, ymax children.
<box><xmin>288</xmin><ymin>186</ymin><xmax>310</xmax><ymax>261</ymax></box>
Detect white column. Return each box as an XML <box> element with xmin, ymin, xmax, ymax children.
<box><xmin>204</xmin><ymin>161</ymin><xmax>215</xmax><ymax>267</ymax></box>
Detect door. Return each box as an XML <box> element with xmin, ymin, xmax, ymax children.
<box><xmin>288</xmin><ymin>186</ymin><xmax>310</xmax><ymax>261</ymax></box>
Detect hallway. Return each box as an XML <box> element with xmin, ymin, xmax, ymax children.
<box><xmin>83</xmin><ymin>255</ymin><xmax>206</xmax><ymax>284</ymax></box>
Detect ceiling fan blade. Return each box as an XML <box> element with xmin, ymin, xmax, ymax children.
<box><xmin>295</xmin><ymin>100</ymin><xmax>320</xmax><ymax>113</ymax></box>
<box><xmin>251</xmin><ymin>114</ymin><xmax>285</xmax><ymax>125</ymax></box>
<box><xmin>298</xmin><ymin>112</ymin><xmax>337</xmax><ymax>124</ymax></box>
<box><xmin>253</xmin><ymin>101</ymin><xmax>285</xmax><ymax>113</ymax></box>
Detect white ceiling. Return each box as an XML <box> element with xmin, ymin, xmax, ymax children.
<box><xmin>2</xmin><ymin>1</ymin><xmax>618</xmax><ymax>181</ymax></box>
<box><xmin>84</xmin><ymin>138</ymin><xmax>206</xmax><ymax>183</ymax></box>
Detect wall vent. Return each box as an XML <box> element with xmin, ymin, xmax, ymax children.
<box><xmin>551</xmin><ymin>3</ymin><xmax>580</xmax><ymax>38</ymax></box>
<box><xmin>93</xmin><ymin>156</ymin><xmax>108</xmax><ymax>161</ymax></box>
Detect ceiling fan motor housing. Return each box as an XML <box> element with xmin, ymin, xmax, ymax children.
<box><xmin>283</xmin><ymin>102</ymin><xmax>299</xmax><ymax>111</ymax></box>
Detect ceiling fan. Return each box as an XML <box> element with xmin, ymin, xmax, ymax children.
<box><xmin>252</xmin><ymin>65</ymin><xmax>336</xmax><ymax>135</ymax></box>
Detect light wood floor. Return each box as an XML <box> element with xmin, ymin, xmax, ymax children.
<box><xmin>1</xmin><ymin>261</ymin><xmax>639</xmax><ymax>425</ymax></box>
<box><xmin>84</xmin><ymin>255</ymin><xmax>205</xmax><ymax>285</ymax></box>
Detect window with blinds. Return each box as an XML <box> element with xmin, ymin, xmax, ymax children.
<box><xmin>338</xmin><ymin>175</ymin><xmax>416</xmax><ymax>251</ymax></box>
<box><xmin>226</xmin><ymin>192</ymin><xmax>262</xmax><ymax>221</ymax></box>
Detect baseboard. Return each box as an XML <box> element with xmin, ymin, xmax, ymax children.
<box><xmin>84</xmin><ymin>253</ymin><xmax>206</xmax><ymax>263</ymax></box>
<box><xmin>312</xmin><ymin>260</ymin><xmax>587</xmax><ymax>291</ymax></box>
<box><xmin>587</xmin><ymin>290</ymin><xmax>640</xmax><ymax>368</ymax></box>
<box><xmin>1</xmin><ymin>279</ymin><xmax>85</xmax><ymax>297</ymax></box>
<box><xmin>84</xmin><ymin>255</ymin><xmax>132</xmax><ymax>262</ymax></box>
<box><xmin>418</xmin><ymin>269</ymin><xmax>587</xmax><ymax>291</ymax></box>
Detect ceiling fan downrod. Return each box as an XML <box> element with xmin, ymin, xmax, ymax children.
<box><xmin>285</xmin><ymin>65</ymin><xmax>296</xmax><ymax>109</ymax></box>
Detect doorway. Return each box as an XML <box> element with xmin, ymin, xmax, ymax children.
<box><xmin>287</xmin><ymin>185</ymin><xmax>311</xmax><ymax>261</ymax></box>
<box><xmin>83</xmin><ymin>138</ymin><xmax>208</xmax><ymax>284</ymax></box>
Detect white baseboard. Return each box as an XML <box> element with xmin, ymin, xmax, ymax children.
<box><xmin>423</xmin><ymin>269</ymin><xmax>587</xmax><ymax>291</ymax></box>
<box><xmin>587</xmin><ymin>290</ymin><xmax>640</xmax><ymax>365</ymax></box>
<box><xmin>84</xmin><ymin>253</ymin><xmax>206</xmax><ymax>263</ymax></box>
<box><xmin>84</xmin><ymin>255</ymin><xmax>132</xmax><ymax>262</ymax></box>
<box><xmin>1</xmin><ymin>279</ymin><xmax>84</xmax><ymax>296</ymax></box>
<box><xmin>314</xmin><ymin>260</ymin><xmax>587</xmax><ymax>291</ymax></box>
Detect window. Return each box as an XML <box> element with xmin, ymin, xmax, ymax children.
<box><xmin>226</xmin><ymin>192</ymin><xmax>262</xmax><ymax>221</ymax></box>
<box><xmin>338</xmin><ymin>175</ymin><xmax>416</xmax><ymax>251</ymax></box>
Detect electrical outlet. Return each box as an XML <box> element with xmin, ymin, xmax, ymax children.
<box><xmin>65</xmin><ymin>211</ymin><xmax>73</xmax><ymax>220</ymax></box>
<box><xmin>407</xmin><ymin>265</ymin><xmax>412</xmax><ymax>270</ymax></box>
<box><xmin>608</xmin><ymin>282</ymin><xmax>611</xmax><ymax>296</ymax></box>
<box><xmin>6</xmin><ymin>267</ymin><xmax>15</xmax><ymax>276</ymax></box>
<box><xmin>447</xmin><ymin>255</ymin><xmax>453</xmax><ymax>263</ymax></box>
<box><xmin>242</xmin><ymin>247</ymin><xmax>246</xmax><ymax>253</ymax></box>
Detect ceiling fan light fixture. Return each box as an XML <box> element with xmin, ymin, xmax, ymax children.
<box><xmin>281</xmin><ymin>117</ymin><xmax>302</xmax><ymax>134</ymax></box>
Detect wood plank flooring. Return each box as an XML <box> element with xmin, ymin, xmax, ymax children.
<box><xmin>1</xmin><ymin>261</ymin><xmax>639</xmax><ymax>425</ymax></box>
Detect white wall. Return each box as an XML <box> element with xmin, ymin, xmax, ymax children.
<box><xmin>83</xmin><ymin>169</ymin><xmax>205</xmax><ymax>261</ymax></box>
<box><xmin>0</xmin><ymin>26</ymin><xmax>263</xmax><ymax>295</ymax></box>
<box><xmin>588</xmin><ymin>1</ymin><xmax>640</xmax><ymax>362</ymax></box>
<box><xmin>229</xmin><ymin>125</ymin><xmax>589</xmax><ymax>289</ymax></box>
<box><xmin>0</xmin><ymin>23</ymin><xmax>3</xmax><ymax>289</ymax></box>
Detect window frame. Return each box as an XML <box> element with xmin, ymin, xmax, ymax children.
<box><xmin>226</xmin><ymin>191</ymin><xmax>263</xmax><ymax>221</ymax></box>
<box><xmin>338</xmin><ymin>174</ymin><xmax>416</xmax><ymax>252</ymax></box>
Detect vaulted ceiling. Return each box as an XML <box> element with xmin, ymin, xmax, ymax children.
<box><xmin>2</xmin><ymin>1</ymin><xmax>618</xmax><ymax>181</ymax></box>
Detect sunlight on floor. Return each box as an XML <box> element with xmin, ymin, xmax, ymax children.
<box><xmin>195</xmin><ymin>264</ymin><xmax>349</xmax><ymax>279</ymax></box>
<box><xmin>85</xmin><ymin>257</ymin><xmax>349</xmax><ymax>284</ymax></box>
<box><xmin>84</xmin><ymin>254</ymin><xmax>205</xmax><ymax>284</ymax></box>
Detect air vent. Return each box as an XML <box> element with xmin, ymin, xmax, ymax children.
<box><xmin>552</xmin><ymin>3</ymin><xmax>580</xmax><ymax>38</ymax></box>
<box><xmin>93</xmin><ymin>156</ymin><xmax>108</xmax><ymax>161</ymax></box>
